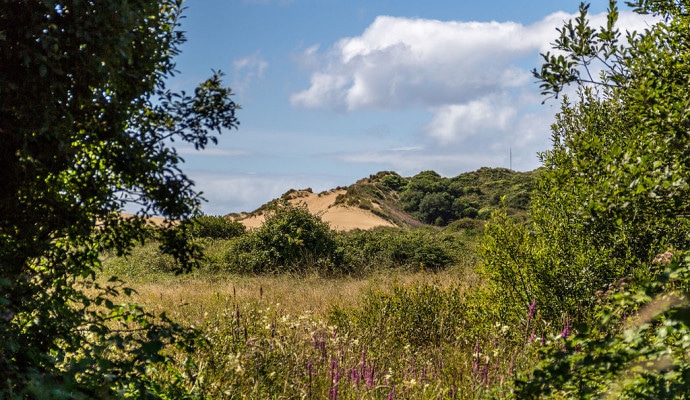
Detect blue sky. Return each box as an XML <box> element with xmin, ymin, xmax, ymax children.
<box><xmin>167</xmin><ymin>1</ymin><xmax>653</xmax><ymax>215</ymax></box>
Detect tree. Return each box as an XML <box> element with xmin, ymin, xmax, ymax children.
<box><xmin>253</xmin><ymin>202</ymin><xmax>338</xmax><ymax>272</ymax></box>
<box><xmin>505</xmin><ymin>0</ymin><xmax>690</xmax><ymax>396</ymax></box>
<box><xmin>0</xmin><ymin>1</ymin><xmax>238</xmax><ymax>397</ymax></box>
<box><xmin>418</xmin><ymin>192</ymin><xmax>453</xmax><ymax>225</ymax></box>
<box><xmin>484</xmin><ymin>0</ymin><xmax>690</xmax><ymax>324</ymax></box>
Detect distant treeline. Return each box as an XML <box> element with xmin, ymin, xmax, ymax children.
<box><xmin>337</xmin><ymin>167</ymin><xmax>540</xmax><ymax>227</ymax></box>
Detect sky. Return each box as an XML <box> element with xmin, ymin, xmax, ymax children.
<box><xmin>167</xmin><ymin>0</ymin><xmax>655</xmax><ymax>215</ymax></box>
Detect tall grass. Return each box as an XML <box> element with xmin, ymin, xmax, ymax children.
<box><xmin>101</xmin><ymin>267</ymin><xmax>543</xmax><ymax>399</ymax></box>
<box><xmin>98</xmin><ymin>221</ymin><xmax>549</xmax><ymax>398</ymax></box>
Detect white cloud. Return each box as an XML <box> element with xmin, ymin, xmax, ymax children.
<box><xmin>290</xmin><ymin>73</ymin><xmax>349</xmax><ymax>109</ymax></box>
<box><xmin>291</xmin><ymin>15</ymin><xmax>544</xmax><ymax>111</ymax></box>
<box><xmin>425</xmin><ymin>95</ymin><xmax>517</xmax><ymax>144</ymax></box>
<box><xmin>233</xmin><ymin>53</ymin><xmax>268</xmax><ymax>95</ymax></box>
<box><xmin>290</xmin><ymin>9</ymin><xmax>654</xmax><ymax>153</ymax></box>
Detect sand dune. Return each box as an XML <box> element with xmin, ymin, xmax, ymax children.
<box><xmin>238</xmin><ymin>189</ymin><xmax>396</xmax><ymax>231</ymax></box>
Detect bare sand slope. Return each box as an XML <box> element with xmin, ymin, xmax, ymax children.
<box><xmin>238</xmin><ymin>189</ymin><xmax>396</xmax><ymax>231</ymax></box>
<box><xmin>120</xmin><ymin>213</ymin><xmax>168</xmax><ymax>226</ymax></box>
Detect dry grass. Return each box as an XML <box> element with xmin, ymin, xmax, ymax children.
<box><xmin>112</xmin><ymin>270</ymin><xmax>467</xmax><ymax>326</ymax></box>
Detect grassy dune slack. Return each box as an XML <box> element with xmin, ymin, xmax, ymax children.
<box><xmin>101</xmin><ymin>168</ymin><xmax>546</xmax><ymax>398</ymax></box>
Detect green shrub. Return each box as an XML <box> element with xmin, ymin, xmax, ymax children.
<box><xmin>218</xmin><ymin>202</ymin><xmax>342</xmax><ymax>275</ymax></box>
<box><xmin>336</xmin><ymin>228</ymin><xmax>463</xmax><ymax>273</ymax></box>
<box><xmin>379</xmin><ymin>172</ymin><xmax>408</xmax><ymax>191</ymax></box>
<box><xmin>185</xmin><ymin>215</ymin><xmax>246</xmax><ymax>239</ymax></box>
<box><xmin>517</xmin><ymin>252</ymin><xmax>690</xmax><ymax>398</ymax></box>
<box><xmin>101</xmin><ymin>241</ymin><xmax>180</xmax><ymax>279</ymax></box>
<box><xmin>445</xmin><ymin>218</ymin><xmax>485</xmax><ymax>232</ymax></box>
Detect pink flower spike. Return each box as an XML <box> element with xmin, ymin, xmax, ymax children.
<box><xmin>528</xmin><ymin>300</ymin><xmax>537</xmax><ymax>319</ymax></box>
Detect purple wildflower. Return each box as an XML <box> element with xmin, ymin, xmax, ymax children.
<box><xmin>528</xmin><ymin>300</ymin><xmax>537</xmax><ymax>319</ymax></box>
<box><xmin>473</xmin><ymin>341</ymin><xmax>480</xmax><ymax>374</ymax></box>
<box><xmin>560</xmin><ymin>316</ymin><xmax>571</xmax><ymax>338</ymax></box>
<box><xmin>387</xmin><ymin>386</ymin><xmax>396</xmax><ymax>400</ymax></box>
<box><xmin>307</xmin><ymin>360</ymin><xmax>313</xmax><ymax>399</ymax></box>
<box><xmin>329</xmin><ymin>360</ymin><xmax>339</xmax><ymax>400</ymax></box>
<box><xmin>366</xmin><ymin>363</ymin><xmax>375</xmax><ymax>388</ymax></box>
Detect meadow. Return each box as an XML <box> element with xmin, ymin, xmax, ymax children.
<box><xmin>100</xmin><ymin>210</ymin><xmax>546</xmax><ymax>399</ymax></box>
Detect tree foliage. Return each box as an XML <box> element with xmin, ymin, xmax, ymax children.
<box><xmin>184</xmin><ymin>215</ymin><xmax>246</xmax><ymax>240</ymax></box>
<box><xmin>0</xmin><ymin>0</ymin><xmax>238</xmax><ymax>397</ymax></box>
<box><xmin>235</xmin><ymin>202</ymin><xmax>339</xmax><ymax>273</ymax></box>
<box><xmin>480</xmin><ymin>0</ymin><xmax>690</xmax><ymax>396</ymax></box>
<box><xmin>399</xmin><ymin>167</ymin><xmax>536</xmax><ymax>225</ymax></box>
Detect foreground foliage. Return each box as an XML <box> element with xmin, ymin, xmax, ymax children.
<box><xmin>0</xmin><ymin>1</ymin><xmax>238</xmax><ymax>397</ymax></box>
<box><xmin>484</xmin><ymin>0</ymin><xmax>690</xmax><ymax>397</ymax></box>
<box><xmin>104</xmin><ymin>268</ymin><xmax>542</xmax><ymax>399</ymax></box>
<box><xmin>518</xmin><ymin>251</ymin><xmax>690</xmax><ymax>398</ymax></box>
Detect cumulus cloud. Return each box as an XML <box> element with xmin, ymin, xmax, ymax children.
<box><xmin>291</xmin><ymin>16</ymin><xmax>544</xmax><ymax>111</ymax></box>
<box><xmin>290</xmin><ymin>10</ymin><xmax>654</xmax><ymax>146</ymax></box>
<box><xmin>425</xmin><ymin>94</ymin><xmax>518</xmax><ymax>144</ymax></box>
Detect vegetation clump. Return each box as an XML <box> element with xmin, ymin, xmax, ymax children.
<box><xmin>483</xmin><ymin>0</ymin><xmax>690</xmax><ymax>397</ymax></box>
<box><xmin>0</xmin><ymin>1</ymin><xmax>238</xmax><ymax>397</ymax></box>
<box><xmin>331</xmin><ymin>167</ymin><xmax>538</xmax><ymax>227</ymax></box>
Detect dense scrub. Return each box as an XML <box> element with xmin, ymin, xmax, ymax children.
<box><xmin>315</xmin><ymin>168</ymin><xmax>537</xmax><ymax>228</ymax></box>
<box><xmin>104</xmin><ymin>202</ymin><xmax>478</xmax><ymax>278</ymax></box>
<box><xmin>481</xmin><ymin>1</ymin><xmax>690</xmax><ymax>397</ymax></box>
<box><xmin>396</xmin><ymin>168</ymin><xmax>537</xmax><ymax>225</ymax></box>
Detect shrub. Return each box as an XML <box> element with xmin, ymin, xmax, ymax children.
<box><xmin>185</xmin><ymin>215</ymin><xmax>246</xmax><ymax>239</ymax></box>
<box><xmin>445</xmin><ymin>218</ymin><xmax>485</xmax><ymax>232</ymax></box>
<box><xmin>379</xmin><ymin>172</ymin><xmax>408</xmax><ymax>191</ymax></box>
<box><xmin>517</xmin><ymin>252</ymin><xmax>690</xmax><ymax>398</ymax></box>
<box><xmin>101</xmin><ymin>241</ymin><xmax>180</xmax><ymax>279</ymax></box>
<box><xmin>220</xmin><ymin>202</ymin><xmax>341</xmax><ymax>275</ymax></box>
<box><xmin>336</xmin><ymin>228</ymin><xmax>463</xmax><ymax>273</ymax></box>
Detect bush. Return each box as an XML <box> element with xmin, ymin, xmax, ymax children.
<box><xmin>219</xmin><ymin>202</ymin><xmax>342</xmax><ymax>275</ymax></box>
<box><xmin>445</xmin><ymin>218</ymin><xmax>485</xmax><ymax>232</ymax></box>
<box><xmin>336</xmin><ymin>228</ymin><xmax>463</xmax><ymax>273</ymax></box>
<box><xmin>517</xmin><ymin>252</ymin><xmax>690</xmax><ymax>398</ymax></box>
<box><xmin>186</xmin><ymin>215</ymin><xmax>246</xmax><ymax>239</ymax></box>
<box><xmin>379</xmin><ymin>172</ymin><xmax>408</xmax><ymax>191</ymax></box>
<box><xmin>101</xmin><ymin>241</ymin><xmax>180</xmax><ymax>279</ymax></box>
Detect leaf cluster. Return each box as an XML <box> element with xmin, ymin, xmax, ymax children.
<box><xmin>483</xmin><ymin>0</ymin><xmax>690</xmax><ymax>396</ymax></box>
<box><xmin>0</xmin><ymin>0</ymin><xmax>238</xmax><ymax>396</ymax></box>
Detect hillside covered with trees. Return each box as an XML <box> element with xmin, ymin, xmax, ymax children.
<box><xmin>235</xmin><ymin>167</ymin><xmax>539</xmax><ymax>230</ymax></box>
